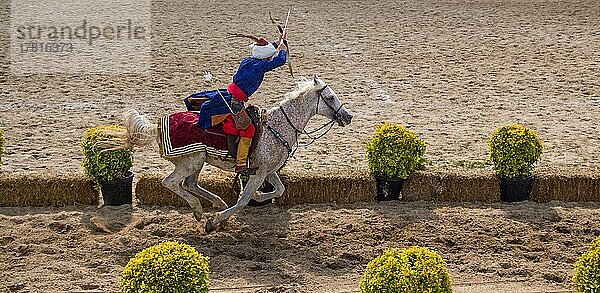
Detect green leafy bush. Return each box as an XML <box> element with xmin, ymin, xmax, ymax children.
<box><xmin>488</xmin><ymin>124</ymin><xmax>543</xmax><ymax>179</ymax></box>
<box><xmin>573</xmin><ymin>236</ymin><xmax>600</xmax><ymax>292</ymax></box>
<box><xmin>366</xmin><ymin>122</ymin><xmax>427</xmax><ymax>180</ymax></box>
<box><xmin>591</xmin><ymin>237</ymin><xmax>600</xmax><ymax>251</ymax></box>
<box><xmin>81</xmin><ymin>125</ymin><xmax>133</xmax><ymax>184</ymax></box>
<box><xmin>360</xmin><ymin>246</ymin><xmax>453</xmax><ymax>293</ymax></box>
<box><xmin>0</xmin><ymin>128</ymin><xmax>5</xmax><ymax>165</ymax></box>
<box><xmin>121</xmin><ymin>241</ymin><xmax>210</xmax><ymax>293</ymax></box>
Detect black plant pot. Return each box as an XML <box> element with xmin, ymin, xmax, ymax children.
<box><xmin>500</xmin><ymin>175</ymin><xmax>533</xmax><ymax>202</ymax></box>
<box><xmin>242</xmin><ymin>177</ymin><xmax>274</xmax><ymax>207</ymax></box>
<box><xmin>100</xmin><ymin>171</ymin><xmax>134</xmax><ymax>206</ymax></box>
<box><xmin>374</xmin><ymin>174</ymin><xmax>405</xmax><ymax>201</ymax></box>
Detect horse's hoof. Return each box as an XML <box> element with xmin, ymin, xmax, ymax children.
<box><xmin>192</xmin><ymin>209</ymin><xmax>203</xmax><ymax>222</ymax></box>
<box><xmin>205</xmin><ymin>218</ymin><xmax>216</xmax><ymax>234</ymax></box>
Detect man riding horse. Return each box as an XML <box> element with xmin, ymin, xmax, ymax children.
<box><xmin>122</xmin><ymin>10</ymin><xmax>353</xmax><ymax>233</ymax></box>
<box><xmin>189</xmin><ymin>35</ymin><xmax>288</xmax><ymax>176</ymax></box>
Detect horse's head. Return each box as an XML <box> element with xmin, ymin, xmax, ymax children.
<box><xmin>312</xmin><ymin>74</ymin><xmax>353</xmax><ymax>127</ymax></box>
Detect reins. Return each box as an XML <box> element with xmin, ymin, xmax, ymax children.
<box><xmin>269</xmin><ymin>84</ymin><xmax>343</xmax><ymax>157</ymax></box>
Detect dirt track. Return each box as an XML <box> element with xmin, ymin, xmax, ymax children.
<box><xmin>1</xmin><ymin>0</ymin><xmax>600</xmax><ymax>175</ymax></box>
<box><xmin>1</xmin><ymin>1</ymin><xmax>600</xmax><ymax>292</ymax></box>
<box><xmin>1</xmin><ymin>201</ymin><xmax>598</xmax><ymax>292</ymax></box>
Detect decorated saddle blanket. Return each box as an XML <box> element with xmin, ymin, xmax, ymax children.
<box><xmin>158</xmin><ymin>111</ymin><xmax>231</xmax><ymax>158</ymax></box>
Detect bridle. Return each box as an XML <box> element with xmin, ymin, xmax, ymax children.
<box><xmin>266</xmin><ymin>84</ymin><xmax>345</xmax><ymax>157</ymax></box>
<box><xmin>315</xmin><ymin>85</ymin><xmax>345</xmax><ymax>123</ymax></box>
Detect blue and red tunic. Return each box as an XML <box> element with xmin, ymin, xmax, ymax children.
<box><xmin>191</xmin><ymin>50</ymin><xmax>288</xmax><ymax>129</ymax></box>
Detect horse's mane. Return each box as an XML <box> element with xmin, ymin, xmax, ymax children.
<box><xmin>280</xmin><ymin>77</ymin><xmax>319</xmax><ymax>105</ymax></box>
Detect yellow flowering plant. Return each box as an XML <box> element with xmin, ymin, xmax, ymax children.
<box><xmin>121</xmin><ymin>241</ymin><xmax>210</xmax><ymax>293</ymax></box>
<box><xmin>488</xmin><ymin>124</ymin><xmax>543</xmax><ymax>179</ymax></box>
<box><xmin>81</xmin><ymin>125</ymin><xmax>133</xmax><ymax>184</ymax></box>
<box><xmin>573</xmin><ymin>236</ymin><xmax>600</xmax><ymax>293</ymax></box>
<box><xmin>360</xmin><ymin>246</ymin><xmax>453</xmax><ymax>293</ymax></box>
<box><xmin>366</xmin><ymin>122</ymin><xmax>427</xmax><ymax>180</ymax></box>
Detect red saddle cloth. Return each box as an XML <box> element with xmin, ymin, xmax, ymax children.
<box><xmin>168</xmin><ymin>112</ymin><xmax>228</xmax><ymax>150</ymax></box>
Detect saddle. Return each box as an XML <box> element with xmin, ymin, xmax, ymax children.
<box><xmin>184</xmin><ymin>94</ymin><xmax>265</xmax><ymax>159</ymax></box>
<box><xmin>225</xmin><ymin>105</ymin><xmax>265</xmax><ymax>159</ymax></box>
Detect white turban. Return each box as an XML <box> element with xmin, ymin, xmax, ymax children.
<box><xmin>250</xmin><ymin>42</ymin><xmax>277</xmax><ymax>59</ymax></box>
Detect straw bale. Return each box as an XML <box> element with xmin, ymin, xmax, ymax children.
<box><xmin>3</xmin><ymin>167</ymin><xmax>600</xmax><ymax>208</ymax></box>
<box><xmin>135</xmin><ymin>170</ymin><xmax>376</xmax><ymax>207</ymax></box>
<box><xmin>135</xmin><ymin>171</ymin><xmax>240</xmax><ymax>207</ymax></box>
<box><xmin>403</xmin><ymin>169</ymin><xmax>500</xmax><ymax>202</ymax></box>
<box><xmin>276</xmin><ymin>169</ymin><xmax>376</xmax><ymax>205</ymax></box>
<box><xmin>531</xmin><ymin>167</ymin><xmax>600</xmax><ymax>202</ymax></box>
<box><xmin>0</xmin><ymin>172</ymin><xmax>98</xmax><ymax>206</ymax></box>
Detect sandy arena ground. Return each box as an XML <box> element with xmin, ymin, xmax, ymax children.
<box><xmin>1</xmin><ymin>201</ymin><xmax>599</xmax><ymax>292</ymax></box>
<box><xmin>1</xmin><ymin>0</ymin><xmax>600</xmax><ymax>292</ymax></box>
<box><xmin>1</xmin><ymin>0</ymin><xmax>600</xmax><ymax>175</ymax></box>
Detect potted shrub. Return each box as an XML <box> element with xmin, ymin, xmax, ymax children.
<box><xmin>81</xmin><ymin>125</ymin><xmax>134</xmax><ymax>206</ymax></box>
<box><xmin>121</xmin><ymin>241</ymin><xmax>210</xmax><ymax>292</ymax></box>
<box><xmin>360</xmin><ymin>246</ymin><xmax>453</xmax><ymax>292</ymax></box>
<box><xmin>366</xmin><ymin>122</ymin><xmax>427</xmax><ymax>201</ymax></box>
<box><xmin>0</xmin><ymin>128</ymin><xmax>5</xmax><ymax>165</ymax></box>
<box><xmin>488</xmin><ymin>124</ymin><xmax>543</xmax><ymax>202</ymax></box>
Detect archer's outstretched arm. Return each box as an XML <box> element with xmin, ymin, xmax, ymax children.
<box><xmin>261</xmin><ymin>50</ymin><xmax>288</xmax><ymax>72</ymax></box>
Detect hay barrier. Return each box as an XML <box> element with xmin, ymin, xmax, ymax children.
<box><xmin>133</xmin><ymin>168</ymin><xmax>600</xmax><ymax>205</ymax></box>
<box><xmin>134</xmin><ymin>169</ymin><xmax>376</xmax><ymax>206</ymax></box>
<box><xmin>531</xmin><ymin>167</ymin><xmax>600</xmax><ymax>202</ymax></box>
<box><xmin>1</xmin><ymin>167</ymin><xmax>600</xmax><ymax>207</ymax></box>
<box><xmin>403</xmin><ymin>169</ymin><xmax>500</xmax><ymax>202</ymax></box>
<box><xmin>277</xmin><ymin>169</ymin><xmax>376</xmax><ymax>205</ymax></box>
<box><xmin>403</xmin><ymin>167</ymin><xmax>600</xmax><ymax>203</ymax></box>
<box><xmin>135</xmin><ymin>171</ymin><xmax>240</xmax><ymax>207</ymax></box>
<box><xmin>0</xmin><ymin>172</ymin><xmax>98</xmax><ymax>207</ymax></box>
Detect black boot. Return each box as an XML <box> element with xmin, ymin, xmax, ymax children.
<box><xmin>226</xmin><ymin>135</ymin><xmax>238</xmax><ymax>157</ymax></box>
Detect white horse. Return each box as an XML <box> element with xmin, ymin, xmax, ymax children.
<box><xmin>124</xmin><ymin>75</ymin><xmax>353</xmax><ymax>233</ymax></box>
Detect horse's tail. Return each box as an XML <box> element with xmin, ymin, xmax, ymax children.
<box><xmin>123</xmin><ymin>109</ymin><xmax>157</xmax><ymax>147</ymax></box>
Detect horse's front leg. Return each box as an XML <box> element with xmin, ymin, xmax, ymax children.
<box><xmin>183</xmin><ymin>170</ymin><xmax>228</xmax><ymax>211</ymax></box>
<box><xmin>252</xmin><ymin>172</ymin><xmax>285</xmax><ymax>202</ymax></box>
<box><xmin>205</xmin><ymin>173</ymin><xmax>266</xmax><ymax>233</ymax></box>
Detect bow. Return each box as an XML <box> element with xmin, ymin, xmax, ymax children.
<box><xmin>270</xmin><ymin>9</ymin><xmax>294</xmax><ymax>78</ymax></box>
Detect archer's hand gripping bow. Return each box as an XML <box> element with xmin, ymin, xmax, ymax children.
<box><xmin>270</xmin><ymin>9</ymin><xmax>294</xmax><ymax>78</ymax></box>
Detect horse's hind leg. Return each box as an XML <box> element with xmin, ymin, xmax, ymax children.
<box><xmin>183</xmin><ymin>170</ymin><xmax>228</xmax><ymax>210</ymax></box>
<box><xmin>205</xmin><ymin>172</ymin><xmax>266</xmax><ymax>233</ymax></box>
<box><xmin>252</xmin><ymin>172</ymin><xmax>285</xmax><ymax>203</ymax></box>
<box><xmin>162</xmin><ymin>153</ymin><xmax>206</xmax><ymax>222</ymax></box>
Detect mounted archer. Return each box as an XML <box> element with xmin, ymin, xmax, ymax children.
<box><xmin>124</xmin><ymin>74</ymin><xmax>353</xmax><ymax>233</ymax></box>
<box><xmin>185</xmin><ymin>27</ymin><xmax>289</xmax><ymax>176</ymax></box>
<box><xmin>119</xmin><ymin>10</ymin><xmax>353</xmax><ymax>233</ymax></box>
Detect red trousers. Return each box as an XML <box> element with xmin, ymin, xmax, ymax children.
<box><xmin>222</xmin><ymin>115</ymin><xmax>255</xmax><ymax>138</ymax></box>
